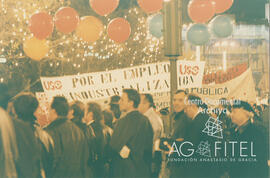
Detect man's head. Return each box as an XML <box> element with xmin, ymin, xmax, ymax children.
<box><xmin>231</xmin><ymin>100</ymin><xmax>254</xmax><ymax>126</ymax></box>
<box><xmin>110</xmin><ymin>95</ymin><xmax>120</xmax><ymax>104</ymax></box>
<box><xmin>173</xmin><ymin>90</ymin><xmax>187</xmax><ymax>113</ymax></box>
<box><xmin>138</xmin><ymin>93</ymin><xmax>155</xmax><ymax>114</ymax></box>
<box><xmin>50</xmin><ymin>96</ymin><xmax>69</xmax><ymax>121</ymax></box>
<box><xmin>13</xmin><ymin>93</ymin><xmax>39</xmax><ymax>123</ymax></box>
<box><xmin>184</xmin><ymin>94</ymin><xmax>202</xmax><ymax>119</ymax></box>
<box><xmin>109</xmin><ymin>95</ymin><xmax>121</xmax><ymax>119</ymax></box>
<box><xmin>102</xmin><ymin>110</ymin><xmax>113</xmax><ymax>128</ymax></box>
<box><xmin>85</xmin><ymin>102</ymin><xmax>103</xmax><ymax>124</ymax></box>
<box><xmin>69</xmin><ymin>101</ymin><xmax>85</xmax><ymax>121</ymax></box>
<box><xmin>119</xmin><ymin>89</ymin><xmax>140</xmax><ymax>112</ymax></box>
<box><xmin>109</xmin><ymin>103</ymin><xmax>121</xmax><ymax>119</ymax></box>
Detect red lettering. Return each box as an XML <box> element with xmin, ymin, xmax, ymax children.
<box><xmin>179</xmin><ymin>64</ymin><xmax>185</xmax><ymax>75</ymax></box>
<box><xmin>42</xmin><ymin>81</ymin><xmax>62</xmax><ymax>91</ymax></box>
<box><xmin>192</xmin><ymin>66</ymin><xmax>199</xmax><ymax>75</ymax></box>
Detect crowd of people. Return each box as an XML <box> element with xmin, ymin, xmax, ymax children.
<box><xmin>0</xmin><ymin>82</ymin><xmax>269</xmax><ymax>178</ymax></box>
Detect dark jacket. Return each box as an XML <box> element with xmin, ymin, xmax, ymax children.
<box><xmin>171</xmin><ymin>111</ymin><xmax>191</xmax><ymax>140</ymax></box>
<box><xmin>218</xmin><ymin>109</ymin><xmax>234</xmax><ymax>140</ymax></box>
<box><xmin>72</xmin><ymin>119</ymin><xmax>96</xmax><ymax>161</ymax></box>
<box><xmin>90</xmin><ymin>120</ymin><xmax>113</xmax><ymax>178</ymax></box>
<box><xmin>179</xmin><ymin>112</ymin><xmax>219</xmax><ymax>178</ymax></box>
<box><xmin>228</xmin><ymin>121</ymin><xmax>269</xmax><ymax>178</ymax></box>
<box><xmin>34</xmin><ymin>126</ymin><xmax>54</xmax><ymax>178</ymax></box>
<box><xmin>186</xmin><ymin>112</ymin><xmax>211</xmax><ymax>146</ymax></box>
<box><xmin>72</xmin><ymin>118</ymin><xmax>96</xmax><ymax>177</ymax></box>
<box><xmin>12</xmin><ymin>118</ymin><xmax>42</xmax><ymax>178</ymax></box>
<box><xmin>44</xmin><ymin>117</ymin><xmax>89</xmax><ymax>178</ymax></box>
<box><xmin>168</xmin><ymin>111</ymin><xmax>191</xmax><ymax>177</ymax></box>
<box><xmin>110</xmin><ymin>111</ymin><xmax>153</xmax><ymax>178</ymax></box>
<box><xmin>20</xmin><ymin>116</ymin><xmax>55</xmax><ymax>178</ymax></box>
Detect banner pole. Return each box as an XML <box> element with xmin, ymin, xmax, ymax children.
<box><xmin>163</xmin><ymin>0</ymin><xmax>182</xmax><ymax>133</ymax></box>
<box><xmin>170</xmin><ymin>58</ymin><xmax>177</xmax><ymax>131</ymax></box>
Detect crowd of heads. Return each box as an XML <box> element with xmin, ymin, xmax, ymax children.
<box><xmin>172</xmin><ymin>89</ymin><xmax>269</xmax><ymax>129</ymax></box>
<box><xmin>0</xmin><ymin>81</ymin><xmax>269</xmax><ymax>130</ymax></box>
<box><xmin>0</xmin><ymin>87</ymin><xmax>166</xmax><ymax>131</ymax></box>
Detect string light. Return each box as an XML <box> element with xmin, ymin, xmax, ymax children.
<box><xmin>1</xmin><ymin>2</ymin><xmax>165</xmax><ymax>78</ymax></box>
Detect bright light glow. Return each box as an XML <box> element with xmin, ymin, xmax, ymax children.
<box><xmin>230</xmin><ymin>41</ymin><xmax>237</xmax><ymax>47</ymax></box>
<box><xmin>221</xmin><ymin>41</ymin><xmax>229</xmax><ymax>47</ymax></box>
<box><xmin>0</xmin><ymin>55</ymin><xmax>6</xmax><ymax>63</ymax></box>
<box><xmin>214</xmin><ymin>42</ymin><xmax>220</xmax><ymax>47</ymax></box>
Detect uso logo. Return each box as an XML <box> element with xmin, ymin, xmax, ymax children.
<box><xmin>43</xmin><ymin>80</ymin><xmax>62</xmax><ymax>91</ymax></box>
<box><xmin>179</xmin><ymin>64</ymin><xmax>199</xmax><ymax>76</ymax></box>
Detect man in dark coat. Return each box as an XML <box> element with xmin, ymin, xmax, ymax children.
<box><xmin>44</xmin><ymin>96</ymin><xmax>89</xmax><ymax>178</ymax></box>
<box><xmin>12</xmin><ymin>116</ymin><xmax>43</xmax><ymax>178</ymax></box>
<box><xmin>171</xmin><ymin>90</ymin><xmax>191</xmax><ymax>141</ymax></box>
<box><xmin>183</xmin><ymin>94</ymin><xmax>220</xmax><ymax>178</ymax></box>
<box><xmin>166</xmin><ymin>90</ymin><xmax>191</xmax><ymax>178</ymax></box>
<box><xmin>110</xmin><ymin>89</ymin><xmax>154</xmax><ymax>178</ymax></box>
<box><xmin>85</xmin><ymin>102</ymin><xmax>113</xmax><ymax>178</ymax></box>
<box><xmin>1</xmin><ymin>92</ymin><xmax>44</xmax><ymax>178</ymax></box>
<box><xmin>69</xmin><ymin>101</ymin><xmax>96</xmax><ymax>177</ymax></box>
<box><xmin>12</xmin><ymin>93</ymin><xmax>54</xmax><ymax>178</ymax></box>
<box><xmin>229</xmin><ymin>100</ymin><xmax>268</xmax><ymax>178</ymax></box>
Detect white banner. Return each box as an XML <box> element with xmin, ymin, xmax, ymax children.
<box><xmin>177</xmin><ymin>60</ymin><xmax>205</xmax><ymax>89</ymax></box>
<box><xmin>185</xmin><ymin>68</ymin><xmax>257</xmax><ymax>104</ymax></box>
<box><xmin>40</xmin><ymin>61</ymin><xmax>205</xmax><ymax>102</ymax></box>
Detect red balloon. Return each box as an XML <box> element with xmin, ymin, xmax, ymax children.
<box><xmin>29</xmin><ymin>12</ymin><xmax>54</xmax><ymax>39</ymax></box>
<box><xmin>90</xmin><ymin>0</ymin><xmax>119</xmax><ymax>16</ymax></box>
<box><xmin>188</xmin><ymin>0</ymin><xmax>215</xmax><ymax>23</ymax></box>
<box><xmin>55</xmin><ymin>7</ymin><xmax>79</xmax><ymax>34</ymax></box>
<box><xmin>212</xmin><ymin>0</ymin><xmax>234</xmax><ymax>13</ymax></box>
<box><xmin>107</xmin><ymin>18</ymin><xmax>131</xmax><ymax>43</ymax></box>
<box><xmin>137</xmin><ymin>0</ymin><xmax>163</xmax><ymax>14</ymax></box>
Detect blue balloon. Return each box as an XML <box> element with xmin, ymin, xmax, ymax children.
<box><xmin>210</xmin><ymin>15</ymin><xmax>233</xmax><ymax>38</ymax></box>
<box><xmin>187</xmin><ymin>23</ymin><xmax>210</xmax><ymax>46</ymax></box>
<box><xmin>149</xmin><ymin>13</ymin><xmax>163</xmax><ymax>38</ymax></box>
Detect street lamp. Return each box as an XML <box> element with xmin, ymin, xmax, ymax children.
<box><xmin>163</xmin><ymin>0</ymin><xmax>182</xmax><ymax>130</ymax></box>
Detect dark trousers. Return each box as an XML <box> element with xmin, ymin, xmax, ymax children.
<box><xmin>152</xmin><ymin>151</ymin><xmax>162</xmax><ymax>178</ymax></box>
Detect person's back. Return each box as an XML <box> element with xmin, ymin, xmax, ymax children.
<box><xmin>12</xmin><ymin>118</ymin><xmax>42</xmax><ymax>178</ymax></box>
<box><xmin>45</xmin><ymin>118</ymin><xmax>89</xmax><ymax>178</ymax></box>
<box><xmin>72</xmin><ymin>118</ymin><xmax>96</xmax><ymax>172</ymax></box>
<box><xmin>86</xmin><ymin>103</ymin><xmax>113</xmax><ymax>178</ymax></box>
<box><xmin>34</xmin><ymin>125</ymin><xmax>54</xmax><ymax>178</ymax></box>
<box><xmin>44</xmin><ymin>96</ymin><xmax>89</xmax><ymax>178</ymax></box>
<box><xmin>0</xmin><ymin>107</ymin><xmax>42</xmax><ymax>178</ymax></box>
<box><xmin>9</xmin><ymin>93</ymin><xmax>53</xmax><ymax>178</ymax></box>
